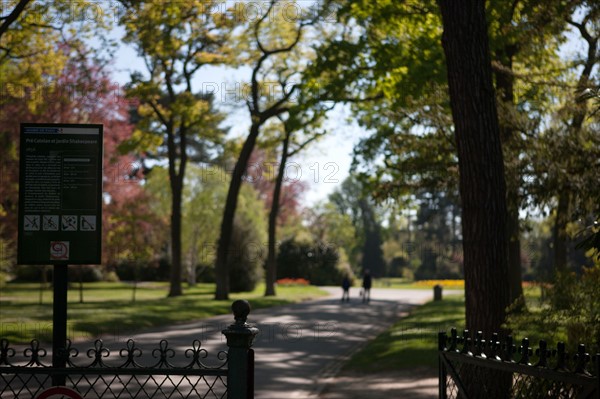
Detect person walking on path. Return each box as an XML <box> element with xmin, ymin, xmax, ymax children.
<box><xmin>362</xmin><ymin>269</ymin><xmax>372</xmax><ymax>303</ymax></box>
<box><xmin>341</xmin><ymin>275</ymin><xmax>351</xmax><ymax>302</ymax></box>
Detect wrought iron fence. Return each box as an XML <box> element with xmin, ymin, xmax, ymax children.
<box><xmin>438</xmin><ymin>328</ymin><xmax>599</xmax><ymax>399</ymax></box>
<box><xmin>0</xmin><ymin>299</ymin><xmax>258</xmax><ymax>399</ymax></box>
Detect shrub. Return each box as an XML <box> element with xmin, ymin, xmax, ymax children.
<box><xmin>12</xmin><ymin>265</ymin><xmax>46</xmax><ymax>282</ymax></box>
<box><xmin>69</xmin><ymin>265</ymin><xmax>103</xmax><ymax>282</ymax></box>
<box><xmin>228</xmin><ymin>216</ymin><xmax>264</xmax><ymax>293</ymax></box>
<box><xmin>505</xmin><ymin>265</ymin><xmax>600</xmax><ymax>349</ymax></box>
<box><xmin>114</xmin><ymin>259</ymin><xmax>169</xmax><ymax>281</ymax></box>
<box><xmin>277</xmin><ymin>238</ymin><xmax>341</xmax><ymax>286</ymax></box>
<box><xmin>12</xmin><ymin>265</ymin><xmax>103</xmax><ymax>282</ymax></box>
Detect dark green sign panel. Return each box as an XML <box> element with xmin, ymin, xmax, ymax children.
<box><xmin>18</xmin><ymin>123</ymin><xmax>103</xmax><ymax>264</ymax></box>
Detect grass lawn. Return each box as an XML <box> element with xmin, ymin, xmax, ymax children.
<box><xmin>342</xmin><ymin>285</ymin><xmax>546</xmax><ymax>373</ymax></box>
<box><xmin>344</xmin><ymin>295</ymin><xmax>465</xmax><ymax>372</ymax></box>
<box><xmin>0</xmin><ymin>282</ymin><xmax>328</xmax><ymax>343</ymax></box>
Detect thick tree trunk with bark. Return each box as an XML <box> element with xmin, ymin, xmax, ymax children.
<box><xmin>438</xmin><ymin>0</ymin><xmax>510</xmax><ymax>334</ymax></box>
<box><xmin>215</xmin><ymin>123</ymin><xmax>261</xmax><ymax>300</ymax></box>
<box><xmin>264</xmin><ymin>132</ymin><xmax>291</xmax><ymax>297</ymax></box>
<box><xmin>438</xmin><ymin>1</ymin><xmax>512</xmax><ymax>396</ymax></box>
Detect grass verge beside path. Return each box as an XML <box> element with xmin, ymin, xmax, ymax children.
<box><xmin>0</xmin><ymin>282</ymin><xmax>328</xmax><ymax>343</ymax></box>
<box><xmin>343</xmin><ymin>295</ymin><xmax>465</xmax><ymax>372</ymax></box>
<box><xmin>341</xmin><ymin>286</ymin><xmax>544</xmax><ymax>373</ymax></box>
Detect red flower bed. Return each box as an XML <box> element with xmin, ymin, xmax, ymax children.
<box><xmin>276</xmin><ymin>278</ymin><xmax>311</xmax><ymax>286</ymax></box>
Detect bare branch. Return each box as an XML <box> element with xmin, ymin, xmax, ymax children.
<box><xmin>0</xmin><ymin>0</ymin><xmax>31</xmax><ymax>40</ymax></box>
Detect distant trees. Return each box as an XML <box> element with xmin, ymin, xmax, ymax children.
<box><xmin>308</xmin><ymin>0</ymin><xmax>600</xmax><ymax>333</ymax></box>
<box><xmin>0</xmin><ymin>0</ymin><xmax>113</xmax><ymax>239</ymax></box>
<box><xmin>0</xmin><ymin>40</ymin><xmax>151</xmax><ymax>278</ymax></box>
<box><xmin>412</xmin><ymin>192</ymin><xmax>462</xmax><ymax>280</ymax></box>
<box><xmin>143</xmin><ymin>163</ymin><xmax>267</xmax><ymax>291</ymax></box>
<box><xmin>3</xmin><ymin>0</ymin><xmax>597</xmax><ymax>307</ymax></box>
<box><xmin>213</xmin><ymin>0</ymin><xmax>322</xmax><ymax>300</ymax></box>
<box><xmin>329</xmin><ymin>176</ymin><xmax>386</xmax><ymax>277</ymax></box>
<box><xmin>118</xmin><ymin>1</ymin><xmax>233</xmax><ymax>297</ymax></box>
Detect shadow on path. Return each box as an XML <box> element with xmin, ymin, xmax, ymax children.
<box><xmin>97</xmin><ymin>288</ymin><xmax>438</xmax><ymax>398</ymax></box>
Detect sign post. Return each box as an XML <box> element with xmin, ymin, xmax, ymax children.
<box><xmin>17</xmin><ymin>123</ymin><xmax>103</xmax><ymax>386</ymax></box>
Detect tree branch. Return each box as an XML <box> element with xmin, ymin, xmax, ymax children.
<box><xmin>0</xmin><ymin>0</ymin><xmax>31</xmax><ymax>40</ymax></box>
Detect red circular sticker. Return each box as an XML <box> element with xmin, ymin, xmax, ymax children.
<box><xmin>36</xmin><ymin>387</ymin><xmax>83</xmax><ymax>399</ymax></box>
<box><xmin>50</xmin><ymin>241</ymin><xmax>69</xmax><ymax>260</ymax></box>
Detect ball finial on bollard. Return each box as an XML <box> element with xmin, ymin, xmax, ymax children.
<box><xmin>232</xmin><ymin>299</ymin><xmax>251</xmax><ymax>325</ymax></box>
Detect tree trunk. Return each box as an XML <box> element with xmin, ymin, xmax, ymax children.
<box><xmin>215</xmin><ymin>123</ymin><xmax>261</xmax><ymax>300</ymax></box>
<box><xmin>438</xmin><ymin>0</ymin><xmax>510</xmax><ymax>334</ymax></box>
<box><xmin>167</xmin><ymin>121</ymin><xmax>187</xmax><ymax>298</ymax></box>
<box><xmin>507</xmin><ymin>201</ymin><xmax>524</xmax><ymax>304</ymax></box>
<box><xmin>495</xmin><ymin>47</ymin><xmax>524</xmax><ymax>306</ymax></box>
<box><xmin>553</xmin><ymin>190</ymin><xmax>570</xmax><ymax>273</ymax></box>
<box><xmin>264</xmin><ymin>131</ymin><xmax>291</xmax><ymax>297</ymax></box>
<box><xmin>188</xmin><ymin>228</ymin><xmax>199</xmax><ymax>287</ymax></box>
<box><xmin>359</xmin><ymin>198</ymin><xmax>385</xmax><ymax>278</ymax></box>
<box><xmin>438</xmin><ymin>2</ymin><xmax>512</xmax><ymax>395</ymax></box>
<box><xmin>168</xmin><ymin>177</ymin><xmax>183</xmax><ymax>297</ymax></box>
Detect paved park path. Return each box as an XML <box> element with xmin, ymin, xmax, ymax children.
<box><xmin>121</xmin><ymin>287</ymin><xmax>437</xmax><ymax>399</ymax></box>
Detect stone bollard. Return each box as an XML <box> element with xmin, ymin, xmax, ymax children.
<box><xmin>434</xmin><ymin>284</ymin><xmax>443</xmax><ymax>301</ymax></box>
<box><xmin>222</xmin><ymin>300</ymin><xmax>260</xmax><ymax>399</ymax></box>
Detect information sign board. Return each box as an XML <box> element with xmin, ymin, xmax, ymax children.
<box><xmin>17</xmin><ymin>123</ymin><xmax>103</xmax><ymax>264</ymax></box>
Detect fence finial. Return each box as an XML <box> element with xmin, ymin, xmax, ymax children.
<box><xmin>232</xmin><ymin>300</ymin><xmax>251</xmax><ymax>325</ymax></box>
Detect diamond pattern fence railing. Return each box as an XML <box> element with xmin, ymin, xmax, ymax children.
<box><xmin>0</xmin><ymin>338</ymin><xmax>228</xmax><ymax>399</ymax></box>
<box><xmin>439</xmin><ymin>329</ymin><xmax>599</xmax><ymax>399</ymax></box>
<box><xmin>1</xmin><ymin>299</ymin><xmax>258</xmax><ymax>399</ymax></box>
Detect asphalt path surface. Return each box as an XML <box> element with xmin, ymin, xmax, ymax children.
<box><xmin>117</xmin><ymin>287</ymin><xmax>437</xmax><ymax>398</ymax></box>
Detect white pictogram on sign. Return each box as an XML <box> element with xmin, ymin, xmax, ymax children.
<box><xmin>62</xmin><ymin>215</ymin><xmax>77</xmax><ymax>231</ymax></box>
<box><xmin>50</xmin><ymin>241</ymin><xmax>69</xmax><ymax>260</ymax></box>
<box><xmin>43</xmin><ymin>215</ymin><xmax>59</xmax><ymax>231</ymax></box>
<box><xmin>24</xmin><ymin>215</ymin><xmax>40</xmax><ymax>231</ymax></box>
<box><xmin>80</xmin><ymin>215</ymin><xmax>96</xmax><ymax>231</ymax></box>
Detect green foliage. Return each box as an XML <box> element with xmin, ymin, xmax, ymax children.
<box><xmin>412</xmin><ymin>192</ymin><xmax>462</xmax><ymax>280</ymax></box>
<box><xmin>277</xmin><ymin>237</ymin><xmax>341</xmax><ymax>286</ymax></box>
<box><xmin>307</xmin><ymin>0</ymin><xmax>446</xmax><ymax>106</ymax></box>
<box><xmin>328</xmin><ymin>175</ymin><xmax>387</xmax><ymax>276</ymax></box>
<box><xmin>575</xmin><ymin>220</ymin><xmax>600</xmax><ymax>262</ymax></box>
<box><xmin>119</xmin><ymin>0</ymin><xmax>235</xmax><ymax>296</ymax></box>
<box><xmin>0</xmin><ymin>1</ymin><xmax>114</xmax><ymax>109</ymax></box>
<box><xmin>119</xmin><ymin>0</ymin><xmax>232</xmax><ymax>155</ymax></box>
<box><xmin>0</xmin><ymin>228</ymin><xmax>13</xmax><ymax>285</ymax></box>
<box><xmin>144</xmin><ymin>164</ymin><xmax>267</xmax><ymax>290</ymax></box>
<box><xmin>506</xmin><ymin>266</ymin><xmax>600</xmax><ymax>349</ymax></box>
